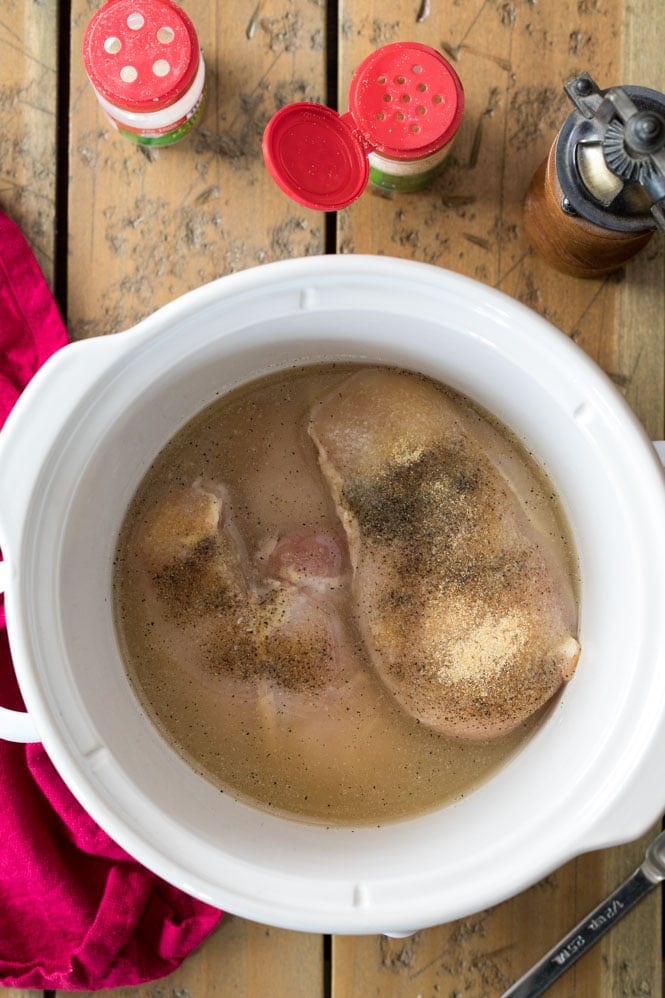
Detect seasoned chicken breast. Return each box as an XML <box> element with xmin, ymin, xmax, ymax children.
<box><xmin>309</xmin><ymin>369</ymin><xmax>580</xmax><ymax>738</ymax></box>
<box><xmin>133</xmin><ymin>482</ymin><xmax>372</xmax><ymax>746</ymax></box>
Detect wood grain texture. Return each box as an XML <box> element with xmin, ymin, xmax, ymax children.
<box><xmin>13</xmin><ymin>0</ymin><xmax>661</xmax><ymax>995</ymax></box>
<box><xmin>333</xmin><ymin>829</ymin><xmax>661</xmax><ymax>997</ymax></box>
<box><xmin>618</xmin><ymin>0</ymin><xmax>665</xmax><ymax>440</ymax></box>
<box><xmin>337</xmin><ymin>0</ymin><xmax>624</xmax><ymax>366</ymax></box>
<box><xmin>0</xmin><ymin>2</ymin><xmax>58</xmax><ymax>997</ymax></box>
<box><xmin>67</xmin><ymin>0</ymin><xmax>327</xmax><ymax>338</ymax></box>
<box><xmin>64</xmin><ymin>919</ymin><xmax>324</xmax><ymax>998</ymax></box>
<box><xmin>334</xmin><ymin>0</ymin><xmax>664</xmax><ymax>996</ymax></box>
<box><xmin>0</xmin><ymin>0</ymin><xmax>59</xmax><ymax>287</ymax></box>
<box><xmin>333</xmin><ymin>839</ymin><xmax>660</xmax><ymax>998</ymax></box>
<box><xmin>56</xmin><ymin>2</ymin><xmax>328</xmax><ymax>994</ymax></box>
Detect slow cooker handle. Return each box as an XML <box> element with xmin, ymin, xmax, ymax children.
<box><xmin>0</xmin><ymin>560</ymin><xmax>38</xmax><ymax>742</ymax></box>
<box><xmin>0</xmin><ymin>332</ymin><xmax>140</xmax><ymax>744</ymax></box>
<box><xmin>0</xmin><ymin>710</ymin><xmax>37</xmax><ymax>743</ymax></box>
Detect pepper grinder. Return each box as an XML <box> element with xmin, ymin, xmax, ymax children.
<box><xmin>523</xmin><ymin>72</ymin><xmax>665</xmax><ymax>277</ymax></box>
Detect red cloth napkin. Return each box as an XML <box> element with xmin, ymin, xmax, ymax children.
<box><xmin>0</xmin><ymin>209</ymin><xmax>222</xmax><ymax>990</ymax></box>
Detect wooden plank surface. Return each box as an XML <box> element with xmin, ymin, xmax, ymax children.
<box><xmin>61</xmin><ymin>0</ymin><xmax>327</xmax><ymax>990</ymax></box>
<box><xmin>332</xmin><ymin>830</ymin><xmax>660</xmax><ymax>997</ymax></box>
<box><xmin>67</xmin><ymin>0</ymin><xmax>328</xmax><ymax>339</ymax></box>
<box><xmin>59</xmin><ymin>3</ymin><xmax>323</xmax><ymax>991</ymax></box>
<box><xmin>337</xmin><ymin>0</ymin><xmax>624</xmax><ymax>354</ymax></box>
<box><xmin>334</xmin><ymin>0</ymin><xmax>665</xmax><ymax>995</ymax></box>
<box><xmin>0</xmin><ymin>0</ymin><xmax>59</xmax><ymax>287</ymax></box>
<box><xmin>70</xmin><ymin>920</ymin><xmax>325</xmax><ymax>998</ymax></box>
<box><xmin>0</xmin><ymin>0</ymin><xmax>661</xmax><ymax>995</ymax></box>
<box><xmin>0</xmin><ymin>2</ymin><xmax>59</xmax><ymax>998</ymax></box>
<box><xmin>618</xmin><ymin>0</ymin><xmax>665</xmax><ymax>441</ymax></box>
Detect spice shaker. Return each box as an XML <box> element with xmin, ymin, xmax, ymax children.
<box><xmin>523</xmin><ymin>72</ymin><xmax>665</xmax><ymax>277</ymax></box>
<box><xmin>263</xmin><ymin>42</ymin><xmax>464</xmax><ymax>210</ymax></box>
<box><xmin>83</xmin><ymin>0</ymin><xmax>205</xmax><ymax>147</ymax></box>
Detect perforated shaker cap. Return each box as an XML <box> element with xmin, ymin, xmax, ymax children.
<box><xmin>83</xmin><ymin>0</ymin><xmax>199</xmax><ymax>113</ymax></box>
<box><xmin>263</xmin><ymin>42</ymin><xmax>464</xmax><ymax>210</ymax></box>
<box><xmin>348</xmin><ymin>42</ymin><xmax>464</xmax><ymax>160</ymax></box>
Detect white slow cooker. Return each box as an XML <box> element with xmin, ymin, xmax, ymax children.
<box><xmin>1</xmin><ymin>255</ymin><xmax>664</xmax><ymax>935</ymax></box>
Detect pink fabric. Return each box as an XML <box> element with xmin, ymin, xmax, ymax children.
<box><xmin>0</xmin><ymin>209</ymin><xmax>222</xmax><ymax>990</ymax></box>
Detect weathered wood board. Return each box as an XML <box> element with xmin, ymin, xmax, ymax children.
<box><xmin>0</xmin><ymin>0</ymin><xmax>659</xmax><ymax>994</ymax></box>
<box><xmin>67</xmin><ymin>920</ymin><xmax>325</xmax><ymax>998</ymax></box>
<box><xmin>0</xmin><ymin>3</ymin><xmax>58</xmax><ymax>997</ymax></box>
<box><xmin>0</xmin><ymin>0</ymin><xmax>59</xmax><ymax>287</ymax></box>
<box><xmin>334</xmin><ymin>0</ymin><xmax>664</xmax><ymax>994</ymax></box>
<box><xmin>67</xmin><ymin>0</ymin><xmax>327</xmax><ymax>339</ymax></box>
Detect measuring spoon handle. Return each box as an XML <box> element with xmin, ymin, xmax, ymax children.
<box><xmin>502</xmin><ymin>866</ymin><xmax>656</xmax><ymax>997</ymax></box>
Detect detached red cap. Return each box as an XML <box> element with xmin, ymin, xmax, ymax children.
<box><xmin>263</xmin><ymin>103</ymin><xmax>370</xmax><ymax>211</ymax></box>
<box><xmin>83</xmin><ymin>0</ymin><xmax>199</xmax><ymax>112</ymax></box>
<box><xmin>263</xmin><ymin>42</ymin><xmax>464</xmax><ymax>210</ymax></box>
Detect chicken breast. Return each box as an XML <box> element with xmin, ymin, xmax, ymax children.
<box><xmin>134</xmin><ymin>482</ymin><xmax>367</xmax><ymax>720</ymax></box>
<box><xmin>309</xmin><ymin>369</ymin><xmax>580</xmax><ymax>738</ymax></box>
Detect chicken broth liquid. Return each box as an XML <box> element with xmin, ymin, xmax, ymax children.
<box><xmin>114</xmin><ymin>364</ymin><xmax>578</xmax><ymax>826</ymax></box>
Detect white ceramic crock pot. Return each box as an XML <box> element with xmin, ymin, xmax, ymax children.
<box><xmin>1</xmin><ymin>255</ymin><xmax>665</xmax><ymax>936</ymax></box>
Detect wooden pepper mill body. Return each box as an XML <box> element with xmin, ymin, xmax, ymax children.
<box><xmin>523</xmin><ymin>141</ymin><xmax>654</xmax><ymax>278</ymax></box>
<box><xmin>523</xmin><ymin>74</ymin><xmax>665</xmax><ymax>279</ymax></box>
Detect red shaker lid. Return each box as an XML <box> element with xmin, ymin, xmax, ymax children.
<box><xmin>349</xmin><ymin>42</ymin><xmax>464</xmax><ymax>160</ymax></box>
<box><xmin>263</xmin><ymin>42</ymin><xmax>464</xmax><ymax>210</ymax></box>
<box><xmin>262</xmin><ymin>103</ymin><xmax>370</xmax><ymax>211</ymax></box>
<box><xmin>83</xmin><ymin>0</ymin><xmax>199</xmax><ymax>113</ymax></box>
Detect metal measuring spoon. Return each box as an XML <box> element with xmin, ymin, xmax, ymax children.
<box><xmin>502</xmin><ymin>827</ymin><xmax>665</xmax><ymax>997</ymax></box>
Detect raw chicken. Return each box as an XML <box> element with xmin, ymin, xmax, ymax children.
<box><xmin>134</xmin><ymin>482</ymin><xmax>369</xmax><ymax>725</ymax></box>
<box><xmin>136</xmin><ymin>481</ymin><xmax>250</xmax><ymax>617</ymax></box>
<box><xmin>309</xmin><ymin>369</ymin><xmax>580</xmax><ymax>738</ymax></box>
